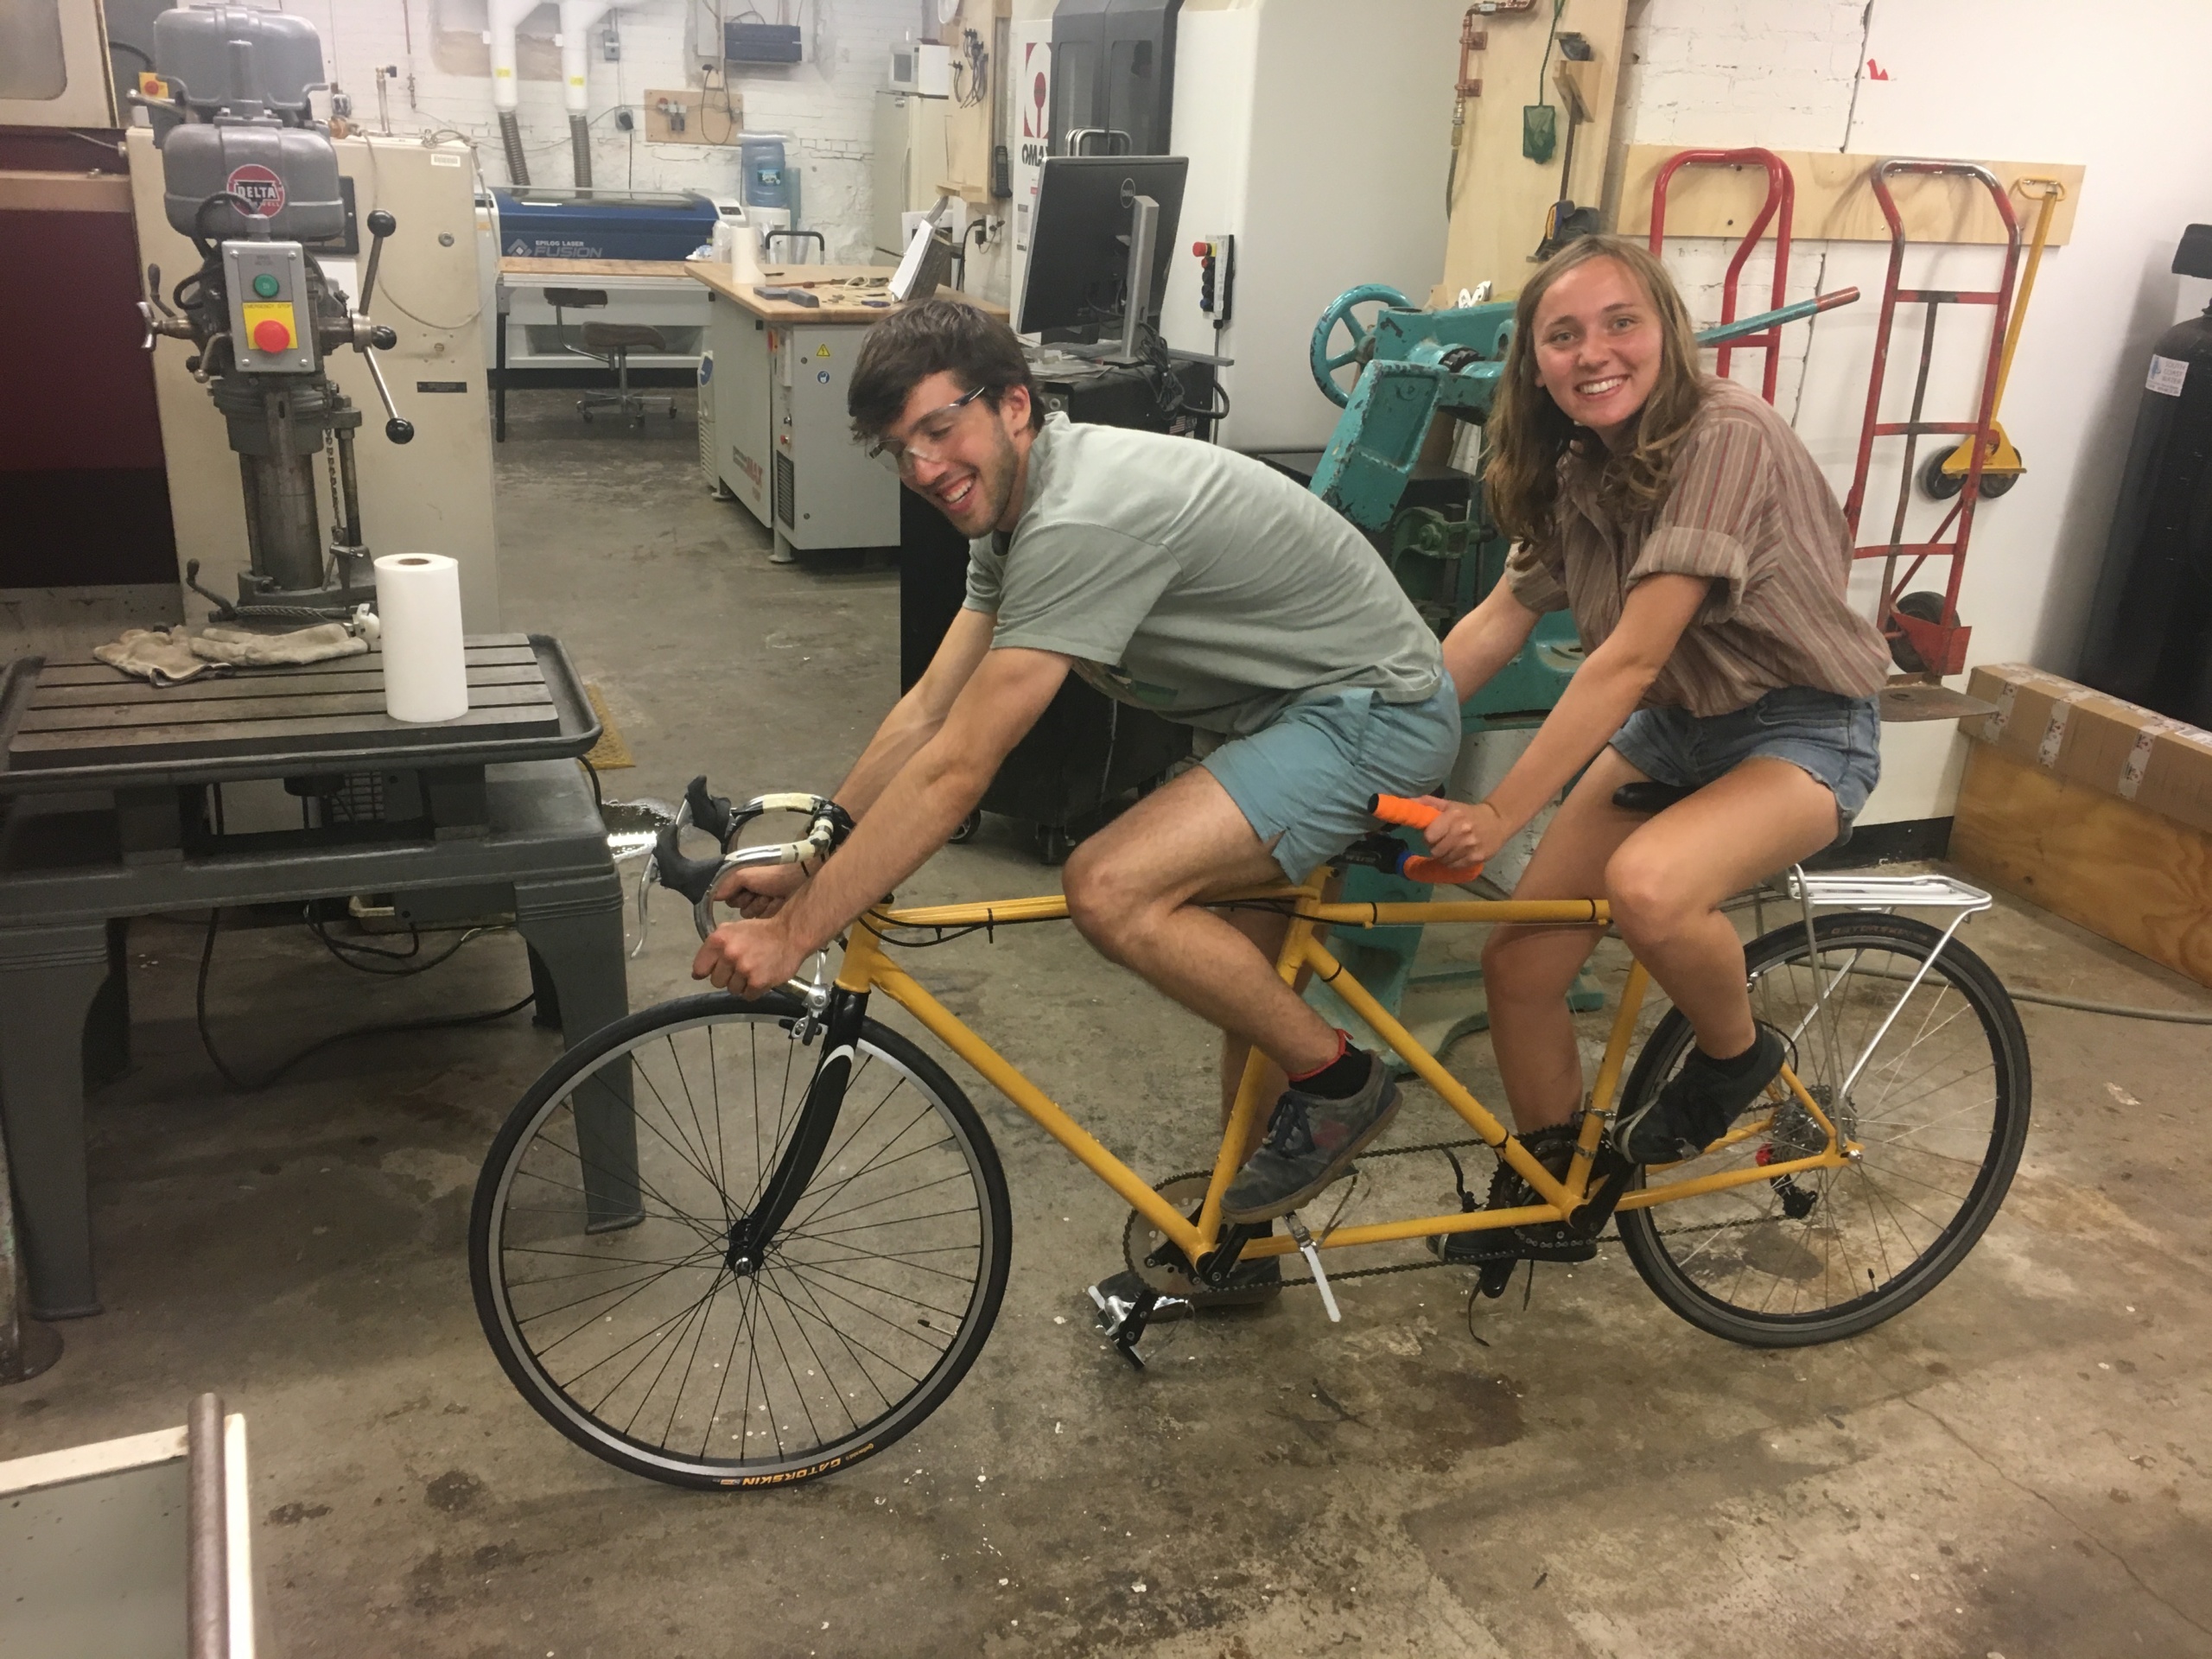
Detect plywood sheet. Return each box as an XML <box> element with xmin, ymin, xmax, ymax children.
<box><xmin>1438</xmin><ymin>0</ymin><xmax>1632</xmax><ymax>303</ymax></box>
<box><xmin>1618</xmin><ymin>147</ymin><xmax>2083</xmax><ymax>247</ymax></box>
<box><xmin>1950</xmin><ymin>746</ymin><xmax>2212</xmax><ymax>988</ymax></box>
<box><xmin>641</xmin><ymin>87</ymin><xmax>744</xmax><ymax>147</ymax></box>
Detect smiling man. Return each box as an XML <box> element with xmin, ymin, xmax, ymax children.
<box><xmin>691</xmin><ymin>300</ymin><xmax>1462</xmax><ymax>1293</ymax></box>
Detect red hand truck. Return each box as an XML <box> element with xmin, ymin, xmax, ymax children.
<box><xmin>1842</xmin><ymin>158</ymin><xmax>2024</xmax><ymax>677</ymax></box>
<box><xmin>1648</xmin><ymin>147</ymin><xmax>1795</xmax><ymax>405</ymax></box>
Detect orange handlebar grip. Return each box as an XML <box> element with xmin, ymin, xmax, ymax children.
<box><xmin>1369</xmin><ymin>792</ymin><xmax>1440</xmax><ymax>830</ymax></box>
<box><xmin>1369</xmin><ymin>795</ymin><xmax>1482</xmax><ymax>884</ymax></box>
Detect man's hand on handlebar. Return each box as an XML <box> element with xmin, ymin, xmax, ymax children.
<box><xmin>1414</xmin><ymin>796</ymin><xmax>1512</xmax><ymax>869</ymax></box>
<box><xmin>713</xmin><ymin>859</ymin><xmax>810</xmax><ymax>919</ymax></box>
<box><xmin>692</xmin><ymin>915</ymin><xmax>808</xmax><ymax>997</ymax></box>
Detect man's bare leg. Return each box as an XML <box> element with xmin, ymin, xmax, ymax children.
<box><xmin>1062</xmin><ymin>766</ymin><xmax>1339</xmax><ymax>1090</ymax></box>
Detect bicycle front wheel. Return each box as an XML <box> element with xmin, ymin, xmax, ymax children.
<box><xmin>470</xmin><ymin>992</ymin><xmax>1012</xmax><ymax>1489</ymax></box>
<box><xmin>1615</xmin><ymin>912</ymin><xmax>2030</xmax><ymax>1348</ymax></box>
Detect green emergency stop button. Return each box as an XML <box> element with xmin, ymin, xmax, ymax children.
<box><xmin>251</xmin><ymin>272</ymin><xmax>281</xmax><ymax>298</ymax></box>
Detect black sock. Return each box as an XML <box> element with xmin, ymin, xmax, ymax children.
<box><xmin>1293</xmin><ymin>1036</ymin><xmax>1370</xmax><ymax>1100</ymax></box>
<box><xmin>1696</xmin><ymin>1034</ymin><xmax>1767</xmax><ymax>1077</ymax></box>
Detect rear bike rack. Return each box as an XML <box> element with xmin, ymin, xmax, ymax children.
<box><xmin>1770</xmin><ymin>867</ymin><xmax>1995</xmax><ymax>1116</ymax></box>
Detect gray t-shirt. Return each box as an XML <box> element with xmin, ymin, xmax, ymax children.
<box><xmin>963</xmin><ymin>415</ymin><xmax>1443</xmax><ymax>736</ymax></box>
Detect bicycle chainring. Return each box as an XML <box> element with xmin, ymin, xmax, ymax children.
<box><xmin>1122</xmin><ymin>1170</ymin><xmax>1213</xmax><ymax>1296</ymax></box>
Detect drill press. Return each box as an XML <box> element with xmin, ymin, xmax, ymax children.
<box><xmin>134</xmin><ymin>3</ymin><xmax>414</xmax><ymax>624</ymax></box>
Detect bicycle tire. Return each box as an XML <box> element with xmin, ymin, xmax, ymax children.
<box><xmin>470</xmin><ymin>991</ymin><xmax>1012</xmax><ymax>1489</ymax></box>
<box><xmin>1615</xmin><ymin>912</ymin><xmax>2030</xmax><ymax>1348</ymax></box>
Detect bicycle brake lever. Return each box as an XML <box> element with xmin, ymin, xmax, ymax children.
<box><xmin>684</xmin><ymin>775</ymin><xmax>737</xmax><ymax>846</ymax></box>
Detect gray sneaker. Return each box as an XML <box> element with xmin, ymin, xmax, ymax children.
<box><xmin>1219</xmin><ymin>1052</ymin><xmax>1401</xmax><ymax>1225</ymax></box>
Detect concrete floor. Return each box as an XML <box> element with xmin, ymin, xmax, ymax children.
<box><xmin>10</xmin><ymin>389</ymin><xmax>2212</xmax><ymax>1658</ymax></box>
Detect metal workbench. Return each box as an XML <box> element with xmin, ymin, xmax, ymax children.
<box><xmin>0</xmin><ymin>636</ymin><xmax>631</xmax><ymax>1319</ymax></box>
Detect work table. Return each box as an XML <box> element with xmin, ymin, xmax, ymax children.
<box><xmin>687</xmin><ymin>261</ymin><xmax>1007</xmax><ymax>324</ymax></box>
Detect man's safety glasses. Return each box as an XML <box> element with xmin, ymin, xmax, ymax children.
<box><xmin>865</xmin><ymin>383</ymin><xmax>990</xmax><ymax>475</ymax></box>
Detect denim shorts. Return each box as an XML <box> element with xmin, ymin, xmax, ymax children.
<box><xmin>1609</xmin><ymin>686</ymin><xmax>1882</xmax><ymax>828</ymax></box>
<box><xmin>1200</xmin><ymin>674</ymin><xmax>1463</xmax><ymax>880</ymax></box>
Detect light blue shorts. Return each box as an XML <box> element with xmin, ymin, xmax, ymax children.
<box><xmin>1609</xmin><ymin>686</ymin><xmax>1883</xmax><ymax>830</ymax></box>
<box><xmin>1200</xmin><ymin>675</ymin><xmax>1463</xmax><ymax>881</ymax></box>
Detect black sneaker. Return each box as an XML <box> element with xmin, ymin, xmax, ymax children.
<box><xmin>1428</xmin><ymin>1123</ymin><xmax>1599</xmax><ymax>1267</ymax></box>
<box><xmin>1617</xmin><ymin>1025</ymin><xmax>1787</xmax><ymax>1165</ymax></box>
<box><xmin>1218</xmin><ymin>1052</ymin><xmax>1402</xmax><ymax>1226</ymax></box>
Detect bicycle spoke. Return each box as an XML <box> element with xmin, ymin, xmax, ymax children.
<box><xmin>480</xmin><ymin>1004</ymin><xmax>1003</xmax><ymax>1484</ymax></box>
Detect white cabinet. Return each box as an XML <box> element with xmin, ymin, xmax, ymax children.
<box><xmin>706</xmin><ymin>294</ymin><xmax>899</xmax><ymax>557</ymax></box>
<box><xmin>872</xmin><ymin>89</ymin><xmax>950</xmax><ymax>259</ymax></box>
<box><xmin>766</xmin><ymin>321</ymin><xmax>899</xmax><ymax>556</ymax></box>
<box><xmin>707</xmin><ymin>290</ymin><xmax>775</xmax><ymax>527</ymax></box>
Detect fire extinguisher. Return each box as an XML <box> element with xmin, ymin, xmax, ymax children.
<box><xmin>2075</xmin><ymin>225</ymin><xmax>2212</xmax><ymax>725</ymax></box>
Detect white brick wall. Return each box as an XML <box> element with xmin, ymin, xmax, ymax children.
<box><xmin>1618</xmin><ymin>0</ymin><xmax>1866</xmax><ymax>151</ymax></box>
<box><xmin>300</xmin><ymin>0</ymin><xmax>925</xmax><ymax>262</ymax></box>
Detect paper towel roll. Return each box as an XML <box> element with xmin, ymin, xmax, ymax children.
<box><xmin>374</xmin><ymin>553</ymin><xmax>469</xmax><ymax>723</ymax></box>
<box><xmin>731</xmin><ymin>219</ymin><xmax>764</xmax><ymax>284</ymax></box>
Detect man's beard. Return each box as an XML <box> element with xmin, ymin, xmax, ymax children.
<box><xmin>934</xmin><ymin>421</ymin><xmax>1020</xmax><ymax>534</ymax></box>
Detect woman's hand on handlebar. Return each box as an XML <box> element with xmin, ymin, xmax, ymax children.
<box><xmin>713</xmin><ymin>860</ymin><xmax>810</xmax><ymax>918</ymax></box>
<box><xmin>692</xmin><ymin>916</ymin><xmax>806</xmax><ymax>997</ymax></box>
<box><xmin>1416</xmin><ymin>796</ymin><xmax>1511</xmax><ymax>869</ymax></box>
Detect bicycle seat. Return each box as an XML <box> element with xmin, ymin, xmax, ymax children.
<box><xmin>1612</xmin><ymin>779</ymin><xmax>1853</xmax><ymax>850</ymax></box>
<box><xmin>1612</xmin><ymin>781</ymin><xmax>1701</xmax><ymax>816</ymax></box>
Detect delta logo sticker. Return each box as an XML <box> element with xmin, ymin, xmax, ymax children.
<box><xmin>226</xmin><ymin>163</ymin><xmax>286</xmax><ymax>217</ymax></box>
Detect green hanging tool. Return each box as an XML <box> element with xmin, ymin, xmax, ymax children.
<box><xmin>1522</xmin><ymin>0</ymin><xmax>1566</xmax><ymax>162</ymax></box>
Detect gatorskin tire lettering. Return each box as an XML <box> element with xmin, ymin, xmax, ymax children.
<box><xmin>723</xmin><ymin>1443</ymin><xmax>874</xmax><ymax>1487</ymax></box>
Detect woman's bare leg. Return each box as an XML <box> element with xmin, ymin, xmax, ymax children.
<box><xmin>1481</xmin><ymin>748</ymin><xmax>1651</xmax><ymax>1132</ymax></box>
<box><xmin>1603</xmin><ymin>757</ymin><xmax>1839</xmax><ymax>1058</ymax></box>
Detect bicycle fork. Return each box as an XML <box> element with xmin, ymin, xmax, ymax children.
<box><xmin>725</xmin><ymin>985</ymin><xmax>868</xmax><ymax>1275</ymax></box>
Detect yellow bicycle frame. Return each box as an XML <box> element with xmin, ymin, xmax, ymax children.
<box><xmin>836</xmin><ymin>870</ymin><xmax>1856</xmax><ymax>1270</ymax></box>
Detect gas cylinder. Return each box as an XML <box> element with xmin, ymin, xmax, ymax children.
<box><xmin>2075</xmin><ymin>226</ymin><xmax>2212</xmax><ymax>725</ymax></box>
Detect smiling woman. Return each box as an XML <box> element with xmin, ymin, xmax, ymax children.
<box><xmin>1483</xmin><ymin>234</ymin><xmax>1707</xmax><ymax>546</ymax></box>
<box><xmin>1414</xmin><ymin>233</ymin><xmax>1896</xmax><ymax>1279</ymax></box>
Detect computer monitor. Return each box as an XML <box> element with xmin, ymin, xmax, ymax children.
<box><xmin>1018</xmin><ymin>155</ymin><xmax>1188</xmax><ymax>347</ymax></box>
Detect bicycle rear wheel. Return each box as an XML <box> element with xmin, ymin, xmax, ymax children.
<box><xmin>470</xmin><ymin>991</ymin><xmax>1011</xmax><ymax>1488</ymax></box>
<box><xmin>1615</xmin><ymin>912</ymin><xmax>2030</xmax><ymax>1347</ymax></box>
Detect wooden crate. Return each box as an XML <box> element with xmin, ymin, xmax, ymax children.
<box><xmin>1951</xmin><ymin>745</ymin><xmax>2212</xmax><ymax>987</ymax></box>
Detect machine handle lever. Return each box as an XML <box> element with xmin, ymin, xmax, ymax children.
<box><xmin>138</xmin><ymin>263</ymin><xmax>183</xmax><ymax>351</ymax></box>
<box><xmin>358</xmin><ymin>210</ymin><xmax>396</xmax><ymax>313</ymax></box>
<box><xmin>356</xmin><ymin>342</ymin><xmax>413</xmax><ymax>444</ymax></box>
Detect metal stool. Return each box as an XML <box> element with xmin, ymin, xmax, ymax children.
<box><xmin>545</xmin><ymin>287</ymin><xmax>676</xmax><ymax>428</ymax></box>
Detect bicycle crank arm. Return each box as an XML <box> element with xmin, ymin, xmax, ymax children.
<box><xmin>1565</xmin><ymin>1143</ymin><xmax>1637</xmax><ymax>1240</ymax></box>
<box><xmin>725</xmin><ymin>987</ymin><xmax>868</xmax><ymax>1271</ymax></box>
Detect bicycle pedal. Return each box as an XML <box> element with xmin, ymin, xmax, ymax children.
<box><xmin>1281</xmin><ymin>1211</ymin><xmax>1341</xmax><ymax>1324</ymax></box>
<box><xmin>1087</xmin><ymin>1282</ymin><xmax>1176</xmax><ymax>1366</ymax></box>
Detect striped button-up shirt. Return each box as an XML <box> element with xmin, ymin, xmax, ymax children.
<box><xmin>1503</xmin><ymin>375</ymin><xmax>1891</xmax><ymax>717</ymax></box>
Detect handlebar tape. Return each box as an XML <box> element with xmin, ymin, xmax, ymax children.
<box><xmin>1368</xmin><ymin>793</ymin><xmax>1484</xmax><ymax>887</ymax></box>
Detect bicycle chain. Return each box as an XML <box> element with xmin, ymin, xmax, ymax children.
<box><xmin>1135</xmin><ymin>1135</ymin><xmax>1782</xmax><ymax>1292</ymax></box>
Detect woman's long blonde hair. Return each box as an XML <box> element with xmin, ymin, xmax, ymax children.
<box><xmin>1484</xmin><ymin>234</ymin><xmax>1707</xmax><ymax>551</ymax></box>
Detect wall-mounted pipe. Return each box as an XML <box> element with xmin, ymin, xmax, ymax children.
<box><xmin>558</xmin><ymin>0</ymin><xmax>613</xmax><ymax>188</ymax></box>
